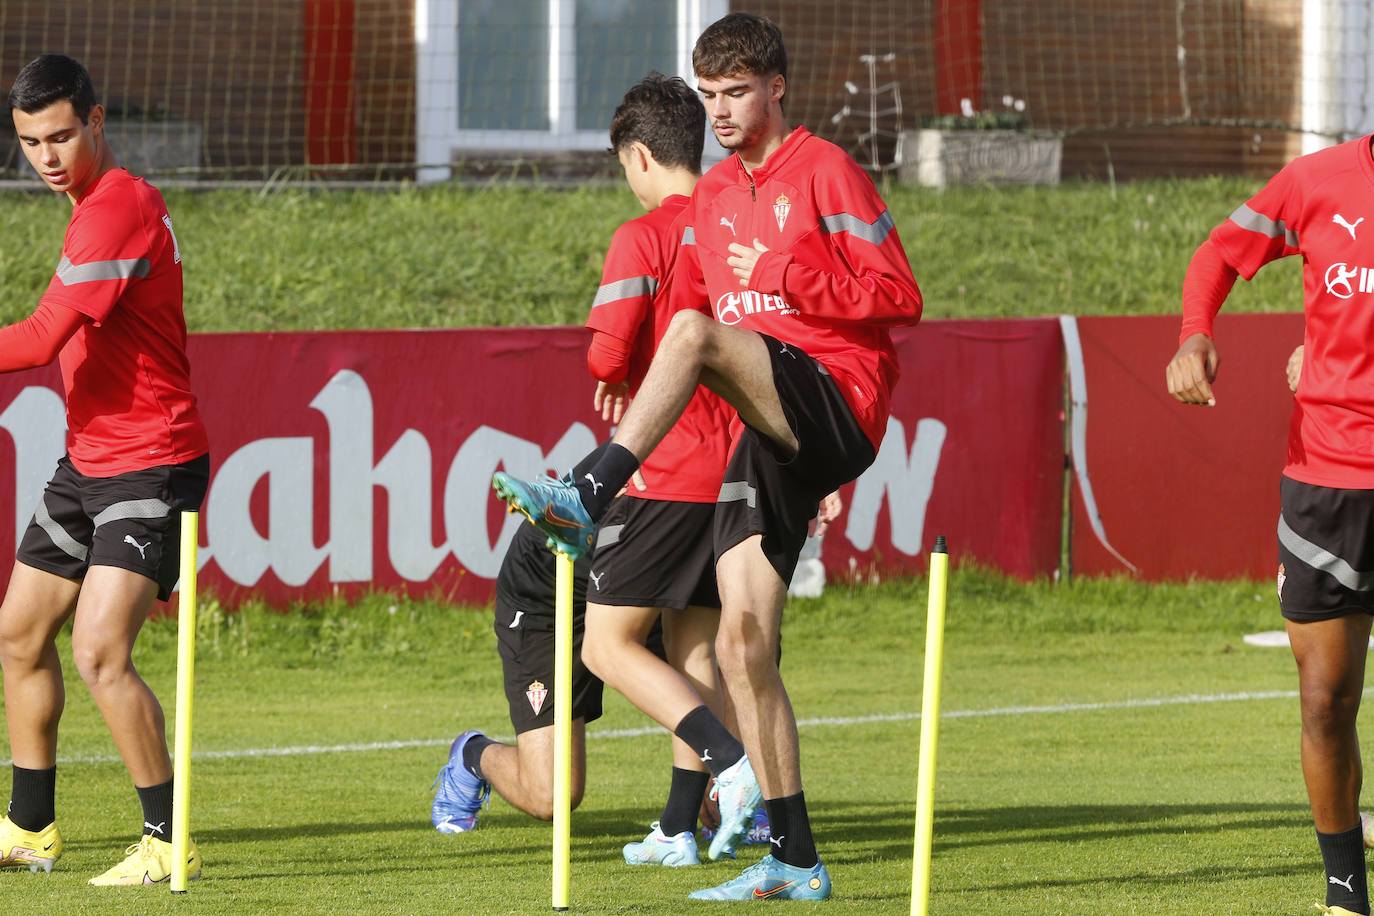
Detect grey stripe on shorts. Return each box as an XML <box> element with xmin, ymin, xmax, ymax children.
<box><xmin>1278</xmin><ymin>513</ymin><xmax>1374</xmax><ymax>592</ymax></box>
<box><xmin>596</xmin><ymin>524</ymin><xmax>624</xmax><ymax>549</ymax></box>
<box><xmin>36</xmin><ymin>497</ymin><xmax>88</xmax><ymax>562</ymax></box>
<box><xmin>718</xmin><ymin>481</ymin><xmax>757</xmax><ymax>509</ymax></box>
<box><xmin>92</xmin><ymin>498</ymin><xmax>171</xmax><ymax>530</ymax></box>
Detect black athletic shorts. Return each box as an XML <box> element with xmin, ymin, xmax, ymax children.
<box><xmin>495</xmin><ymin>594</ymin><xmax>605</xmax><ymax>735</ymax></box>
<box><xmin>589</xmin><ymin>497</ymin><xmax>721</xmax><ymax>610</ymax></box>
<box><xmin>18</xmin><ymin>453</ymin><xmax>211</xmax><ymax>602</ymax></box>
<box><xmin>1277</xmin><ymin>475</ymin><xmax>1374</xmax><ymax>621</ymax></box>
<box><xmin>715</xmin><ymin>334</ymin><xmax>876</xmax><ymax>583</ymax></box>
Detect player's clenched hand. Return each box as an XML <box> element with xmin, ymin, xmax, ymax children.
<box><xmin>1165</xmin><ymin>333</ymin><xmax>1220</xmax><ymax>406</ymax></box>
<box><xmin>727</xmin><ymin>239</ymin><xmax>769</xmax><ymax>287</ymax></box>
<box><xmin>1286</xmin><ymin>344</ymin><xmax>1304</xmax><ymax>394</ymax></box>
<box><xmin>594</xmin><ymin>380</ymin><xmax>631</xmax><ymax>423</ymax></box>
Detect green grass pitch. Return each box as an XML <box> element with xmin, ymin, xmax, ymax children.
<box><xmin>0</xmin><ymin>572</ymin><xmax>1325</xmax><ymax>914</ymax></box>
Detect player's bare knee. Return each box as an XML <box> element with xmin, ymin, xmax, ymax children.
<box><xmin>580</xmin><ymin>637</ymin><xmax>614</xmax><ymax>682</ymax></box>
<box><xmin>662</xmin><ymin>309</ymin><xmax>715</xmax><ymax>360</ymax></box>
<box><xmin>714</xmin><ymin>631</ymin><xmax>772</xmax><ymax>687</ymax></box>
<box><xmin>1300</xmin><ymin>683</ymin><xmax>1361</xmax><ymax>734</ymax></box>
<box><xmin>70</xmin><ymin>641</ymin><xmax>132</xmax><ymax>690</ymax></box>
<box><xmin>0</xmin><ymin>621</ymin><xmax>48</xmax><ymax>670</ymax></box>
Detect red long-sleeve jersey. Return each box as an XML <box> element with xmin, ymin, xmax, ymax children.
<box><xmin>1205</xmin><ymin>135</ymin><xmax>1374</xmax><ymax>488</ymax></box>
<box><xmin>671</xmin><ymin>127</ymin><xmax>922</xmax><ymax>449</ymax></box>
<box><xmin>585</xmin><ymin>195</ymin><xmax>731</xmax><ymax>502</ymax></box>
<box><xmin>39</xmin><ymin>168</ymin><xmax>208</xmax><ymax>475</ymax></box>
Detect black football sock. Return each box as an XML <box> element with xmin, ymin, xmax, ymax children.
<box><xmin>573</xmin><ymin>443</ymin><xmax>639</xmax><ymax>520</ymax></box>
<box><xmin>1319</xmin><ymin>825</ymin><xmax>1369</xmax><ymax>913</ymax></box>
<box><xmin>136</xmin><ymin>779</ymin><xmax>174</xmax><ymax>840</ymax></box>
<box><xmin>673</xmin><ymin>706</ymin><xmax>744</xmax><ymax>777</ymax></box>
<box><xmin>765</xmin><ymin>793</ymin><xmax>818</xmax><ymax>869</ymax></box>
<box><xmin>658</xmin><ymin>767</ymin><xmax>710</xmax><ymax>838</ymax></box>
<box><xmin>8</xmin><ymin>765</ymin><xmax>56</xmax><ymax>832</ymax></box>
<box><xmin>460</xmin><ymin>734</ymin><xmax>496</xmax><ymax>780</ymax></box>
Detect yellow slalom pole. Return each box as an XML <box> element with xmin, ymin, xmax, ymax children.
<box><xmin>171</xmin><ymin>511</ymin><xmax>198</xmax><ymax>894</ymax></box>
<box><xmin>911</xmin><ymin>534</ymin><xmax>948</xmax><ymax>916</ymax></box>
<box><xmin>552</xmin><ymin>549</ymin><xmax>574</xmax><ymax>911</ymax></box>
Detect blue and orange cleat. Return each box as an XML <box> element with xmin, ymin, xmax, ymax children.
<box><xmin>492</xmin><ymin>472</ymin><xmax>597</xmax><ymax>559</ymax></box>
<box><xmin>689</xmin><ymin>854</ymin><xmax>831</xmax><ymax>900</ymax></box>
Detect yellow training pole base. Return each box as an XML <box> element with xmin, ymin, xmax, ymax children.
<box><xmin>552</xmin><ymin>549</ymin><xmax>574</xmax><ymax>911</ymax></box>
<box><xmin>911</xmin><ymin>535</ymin><xmax>948</xmax><ymax>916</ymax></box>
<box><xmin>171</xmin><ymin>511</ymin><xmax>198</xmax><ymax>894</ymax></box>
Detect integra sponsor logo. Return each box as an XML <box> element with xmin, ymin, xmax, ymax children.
<box><xmin>1324</xmin><ymin>261</ymin><xmax>1374</xmax><ymax>299</ymax></box>
<box><xmin>715</xmin><ymin>290</ymin><xmax>800</xmax><ymax>325</ymax></box>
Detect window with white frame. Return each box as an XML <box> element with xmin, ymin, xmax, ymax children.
<box><xmin>416</xmin><ymin>0</ymin><xmax>727</xmax><ymax>181</ymax></box>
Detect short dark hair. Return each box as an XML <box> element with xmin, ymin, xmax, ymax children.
<box><xmin>8</xmin><ymin>54</ymin><xmax>97</xmax><ymax>122</ymax></box>
<box><xmin>692</xmin><ymin>13</ymin><xmax>787</xmax><ymax>85</ymax></box>
<box><xmin>608</xmin><ymin>72</ymin><xmax>705</xmax><ymax>172</ymax></box>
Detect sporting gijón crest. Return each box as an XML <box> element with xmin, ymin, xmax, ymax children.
<box><xmin>526</xmin><ymin>680</ymin><xmax>548</xmax><ymax>715</ymax></box>
<box><xmin>773</xmin><ymin>193</ymin><xmax>790</xmax><ymax>231</ymax></box>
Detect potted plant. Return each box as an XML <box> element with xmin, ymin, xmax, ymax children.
<box><xmin>899</xmin><ymin>96</ymin><xmax>1061</xmax><ymax>189</ymax></box>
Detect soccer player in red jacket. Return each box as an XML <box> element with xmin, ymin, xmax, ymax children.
<box><xmin>495</xmin><ymin>14</ymin><xmax>921</xmax><ymax>900</ymax></box>
<box><xmin>1166</xmin><ymin>136</ymin><xmax>1374</xmax><ymax>916</ymax></box>
<box><xmin>0</xmin><ymin>55</ymin><xmax>209</xmax><ymax>886</ymax></box>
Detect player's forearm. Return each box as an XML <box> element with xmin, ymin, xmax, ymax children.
<box><xmin>751</xmin><ymin>248</ymin><xmax>922</xmax><ymax>327</ymax></box>
<box><xmin>0</xmin><ymin>300</ymin><xmax>85</xmax><ymax>372</ymax></box>
<box><xmin>1178</xmin><ymin>239</ymin><xmax>1239</xmax><ymax>343</ymax></box>
<box><xmin>586</xmin><ymin>330</ymin><xmax>632</xmax><ymax>385</ymax></box>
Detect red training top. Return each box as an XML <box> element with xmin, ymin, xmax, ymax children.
<box><xmin>585</xmin><ymin>194</ymin><xmax>731</xmax><ymax>502</ymax></box>
<box><xmin>1201</xmin><ymin>135</ymin><xmax>1374</xmax><ymax>488</ymax></box>
<box><xmin>670</xmin><ymin>127</ymin><xmax>922</xmax><ymax>450</ymax></box>
<box><xmin>38</xmin><ymin>168</ymin><xmax>209</xmax><ymax>476</ymax></box>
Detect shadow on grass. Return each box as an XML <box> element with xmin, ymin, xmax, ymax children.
<box><xmin>816</xmin><ymin>800</ymin><xmax>1312</xmax><ymax>861</ymax></box>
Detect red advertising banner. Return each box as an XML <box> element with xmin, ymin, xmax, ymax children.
<box><xmin>841</xmin><ymin>319</ymin><xmax>1065</xmax><ymax>581</ymax></box>
<box><xmin>1068</xmin><ymin>313</ymin><xmax>1304</xmax><ymax>581</ymax></box>
<box><xmin>0</xmin><ymin>319</ymin><xmax>1068</xmax><ymax>607</ymax></box>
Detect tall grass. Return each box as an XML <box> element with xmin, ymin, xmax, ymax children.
<box><xmin>0</xmin><ymin>177</ymin><xmax>1302</xmax><ymax>332</ymax></box>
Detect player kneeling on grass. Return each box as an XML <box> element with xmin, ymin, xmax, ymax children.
<box><xmin>431</xmin><ymin>451</ymin><xmax>610</xmax><ymax>831</ymax></box>
<box><xmin>0</xmin><ymin>55</ymin><xmax>209</xmax><ymax>885</ymax></box>
<box><xmin>434</xmin><ymin>446</ymin><xmax>720</xmax><ymax>851</ymax></box>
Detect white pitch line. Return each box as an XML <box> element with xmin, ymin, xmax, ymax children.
<box><xmin>23</xmin><ymin>688</ymin><xmax>1302</xmax><ymax>767</ymax></box>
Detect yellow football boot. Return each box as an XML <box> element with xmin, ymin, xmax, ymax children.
<box><xmin>89</xmin><ymin>834</ymin><xmax>200</xmax><ymax>886</ymax></box>
<box><xmin>0</xmin><ymin>815</ymin><xmax>61</xmax><ymax>873</ymax></box>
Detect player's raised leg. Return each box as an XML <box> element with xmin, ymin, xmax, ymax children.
<box><xmin>491</xmin><ymin>315</ymin><xmax>790</xmax><ymax>554</ymax></box>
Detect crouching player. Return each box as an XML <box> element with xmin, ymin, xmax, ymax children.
<box><xmin>431</xmin><ymin>450</ymin><xmax>611</xmax><ymax>829</ymax></box>
<box><xmin>0</xmin><ymin>55</ymin><xmax>210</xmax><ymax>885</ymax></box>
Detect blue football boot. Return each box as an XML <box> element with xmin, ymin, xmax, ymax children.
<box><xmin>492</xmin><ymin>472</ymin><xmax>597</xmax><ymax>559</ymax></box>
<box><xmin>622</xmin><ymin>822</ymin><xmax>700</xmax><ymax>867</ymax></box>
<box><xmin>707</xmin><ymin>755</ymin><xmax>763</xmax><ymax>861</ymax></box>
<box><xmin>431</xmin><ymin>730</ymin><xmax>491</xmax><ymax>833</ymax></box>
<box><xmin>689</xmin><ymin>854</ymin><xmax>832</xmax><ymax>900</ymax></box>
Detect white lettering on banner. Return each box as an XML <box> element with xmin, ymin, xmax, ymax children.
<box><xmin>0</xmin><ymin>387</ymin><xmax>65</xmax><ymax>545</ymax></box>
<box><xmin>846</xmin><ymin>417</ymin><xmax>946</xmax><ymax>555</ymax></box>
<box><xmin>374</xmin><ymin>429</ymin><xmax>449</xmax><ymax>581</ymax></box>
<box><xmin>0</xmin><ymin>370</ymin><xmax>922</xmax><ymax>586</ymax></box>
<box><xmin>205</xmin><ymin>437</ymin><xmax>326</xmax><ymax>586</ymax></box>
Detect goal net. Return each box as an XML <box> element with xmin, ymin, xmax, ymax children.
<box><xmin>1</xmin><ymin>1</ymin><xmax>1369</xmax><ymax>184</ymax></box>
